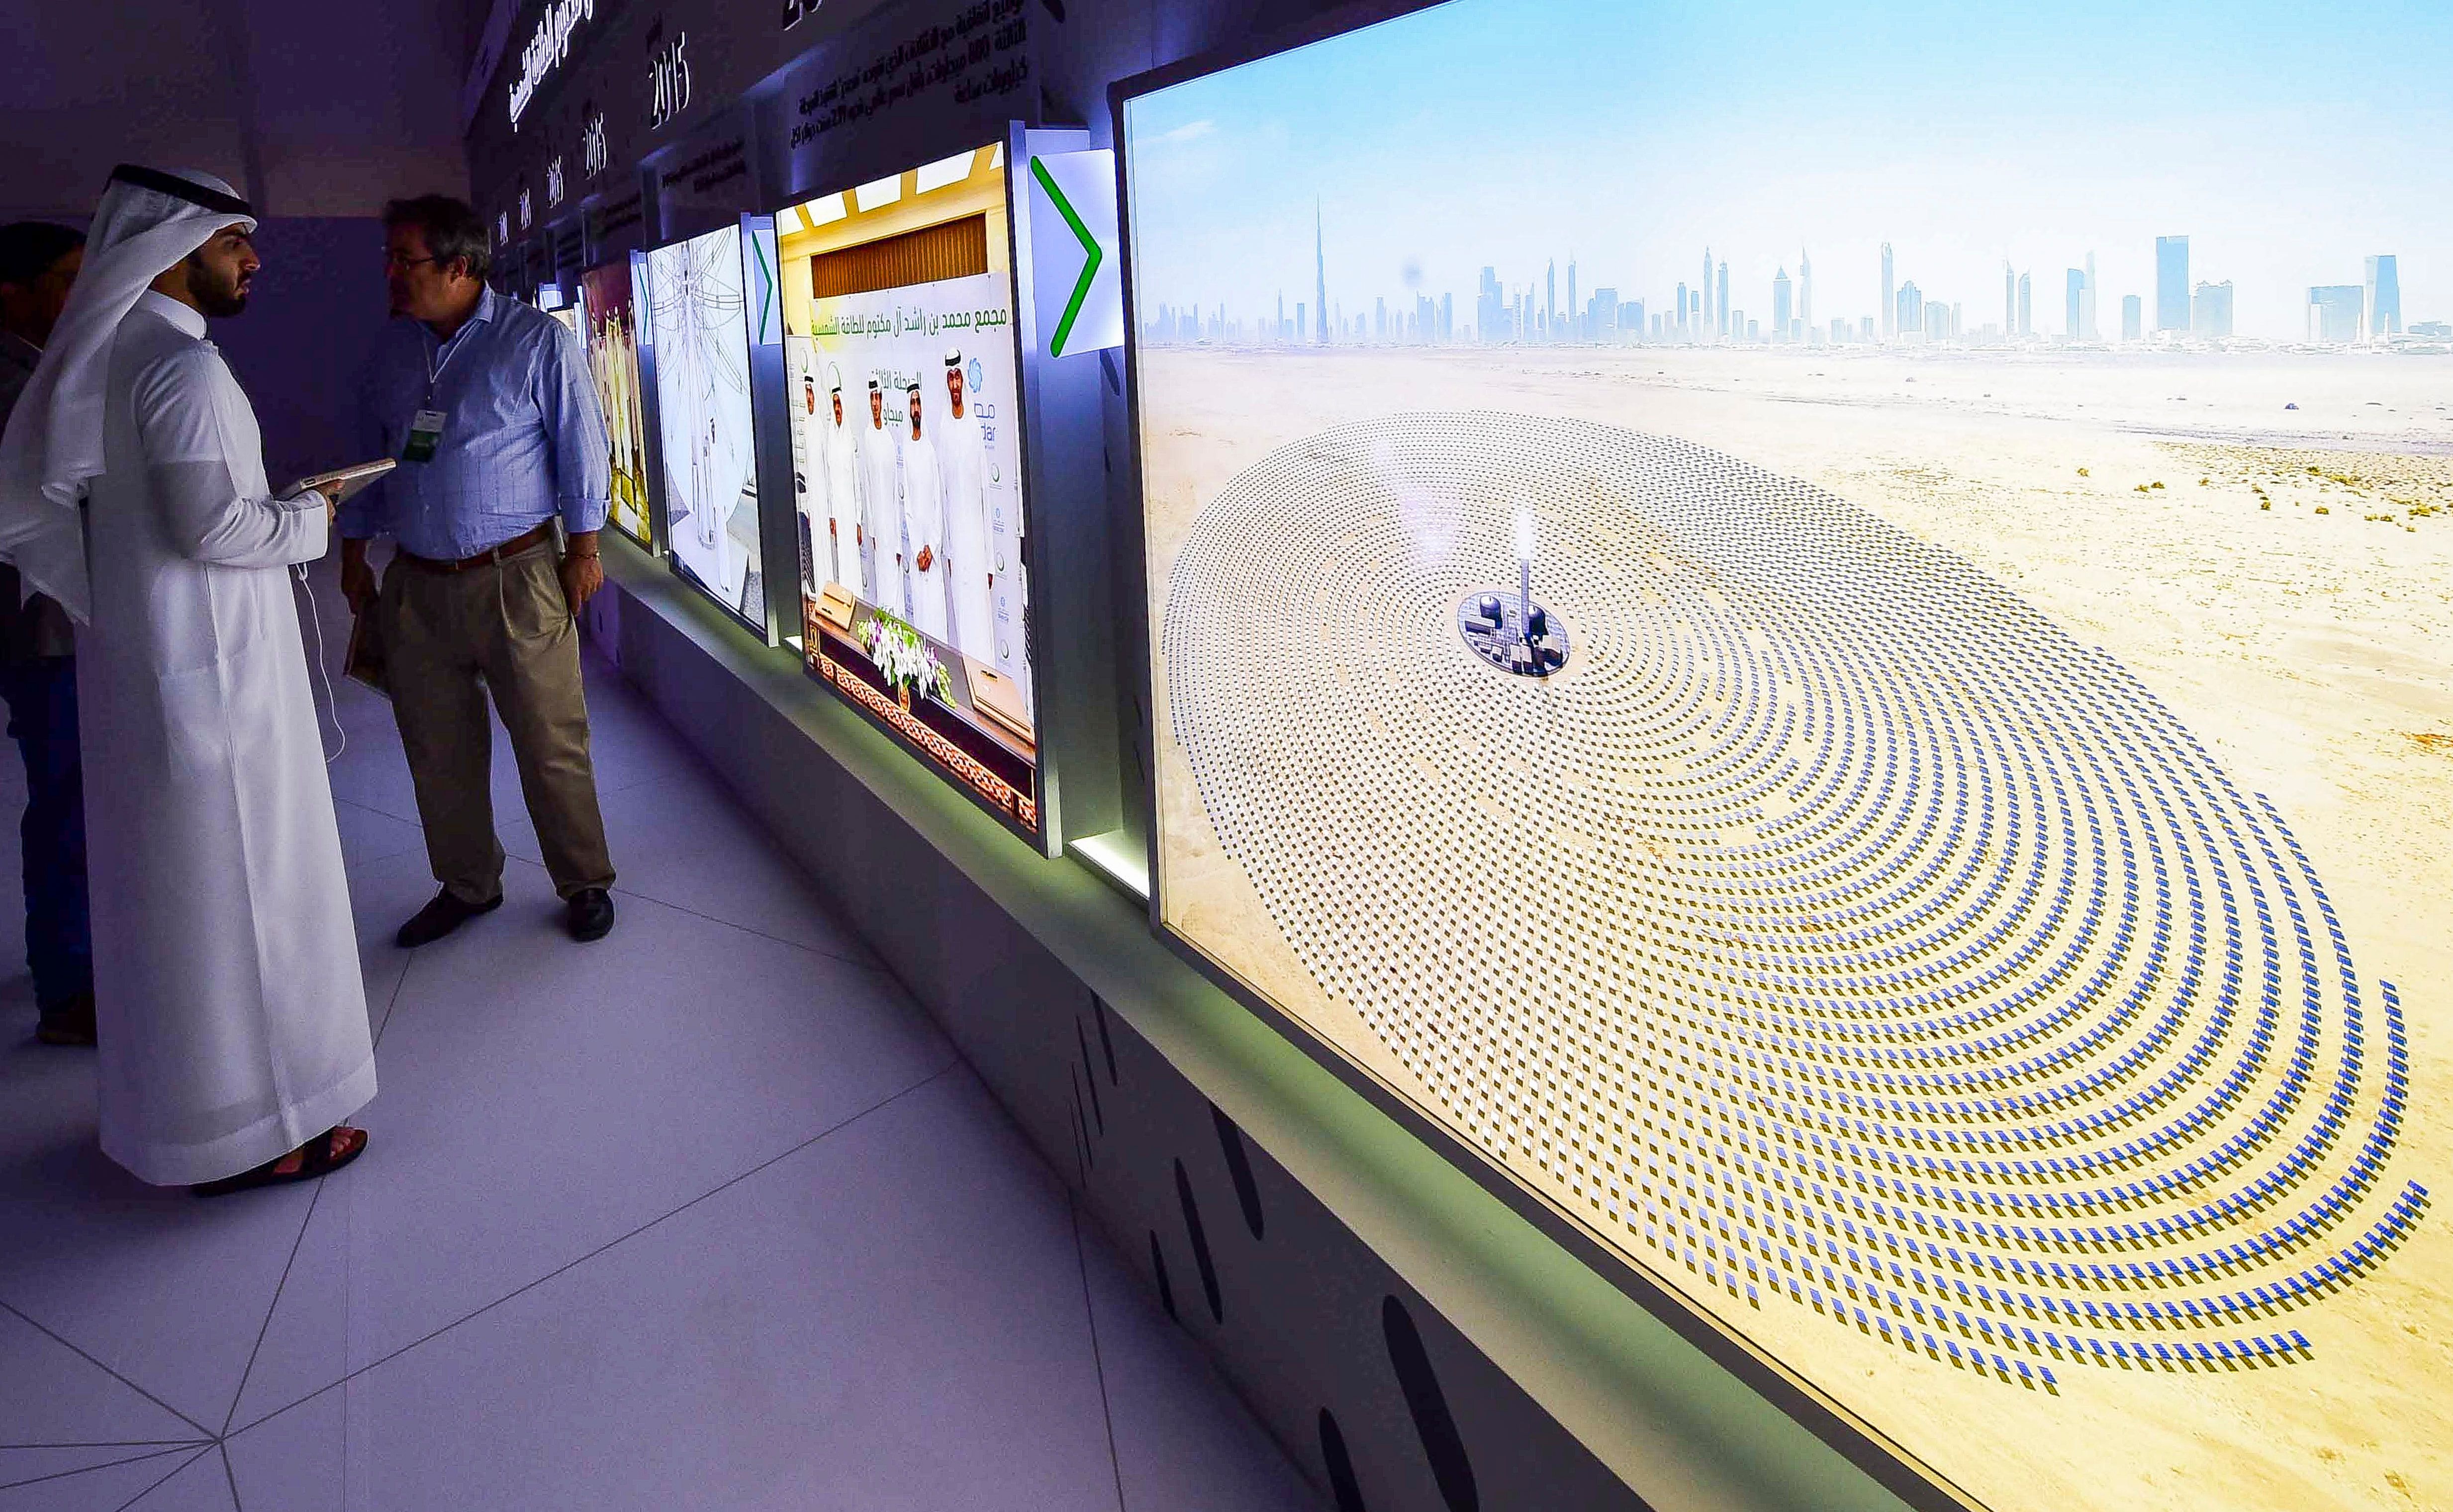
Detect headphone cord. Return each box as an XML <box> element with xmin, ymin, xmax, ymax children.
<box><xmin>293</xmin><ymin>563</ymin><xmax>348</xmax><ymax>765</ymax></box>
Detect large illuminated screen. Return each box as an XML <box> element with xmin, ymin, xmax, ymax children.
<box><xmin>1123</xmin><ymin>2</ymin><xmax>2450</xmax><ymax>1507</ymax></box>
<box><xmin>645</xmin><ymin>222</ymin><xmax>765</xmax><ymax>626</ymax></box>
<box><xmin>579</xmin><ymin>258</ymin><xmax>653</xmax><ymax>548</ymax></box>
<box><xmin>778</xmin><ymin>144</ymin><xmax>1038</xmax><ymax>834</ymax></box>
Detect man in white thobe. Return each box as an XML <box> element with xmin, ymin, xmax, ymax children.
<box><xmin>935</xmin><ymin>350</ymin><xmax>992</xmax><ymax>661</ymax></box>
<box><xmin>856</xmin><ymin>378</ymin><xmax>900</xmax><ymax>615</ymax></box>
<box><xmin>789</xmin><ymin>346</ymin><xmax>824</xmax><ymax>596</ymax></box>
<box><xmin>821</xmin><ymin>382</ymin><xmax>862</xmax><ymax>598</ymax></box>
<box><xmin>0</xmin><ymin>166</ymin><xmax>371</xmax><ymax>1193</ymax></box>
<box><xmin>899</xmin><ymin>380</ymin><xmax>948</xmax><ymax>643</ymax></box>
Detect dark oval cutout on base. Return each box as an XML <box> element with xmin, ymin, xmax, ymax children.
<box><xmin>1092</xmin><ymin>992</ymin><xmax>1119</xmax><ymax>1082</ymax></box>
<box><xmin>1383</xmin><ymin>1295</ymin><xmax>1478</xmax><ymax>1512</ymax></box>
<box><xmin>1074</xmin><ymin>1019</ymin><xmax>1106</xmax><ymax>1133</ymax></box>
<box><xmin>1174</xmin><ymin>1157</ymin><xmax>1225</xmax><ymax>1324</ymax></box>
<box><xmin>1319</xmin><ymin>1407</ymin><xmax>1367</xmax><ymax>1512</ymax></box>
<box><xmin>1149</xmin><ymin>1231</ymin><xmax>1176</xmax><ymax>1322</ymax></box>
<box><xmin>1211</xmin><ymin>1102</ymin><xmax>1265</xmax><ymax>1240</ymax></box>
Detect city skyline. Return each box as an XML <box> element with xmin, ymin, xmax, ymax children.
<box><xmin>1139</xmin><ymin>222</ymin><xmax>2426</xmax><ymax>349</ymax></box>
<box><xmin>1124</xmin><ymin>0</ymin><xmax>2451</xmax><ymax>344</ymax></box>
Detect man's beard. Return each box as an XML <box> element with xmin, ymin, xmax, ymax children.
<box><xmin>188</xmin><ymin>256</ymin><xmax>249</xmax><ymax>318</ymax></box>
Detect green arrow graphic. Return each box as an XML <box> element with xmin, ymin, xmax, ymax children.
<box><xmin>1031</xmin><ymin>156</ymin><xmax>1102</xmax><ymax>358</ymax></box>
<box><xmin>752</xmin><ymin>225</ymin><xmax>779</xmax><ymax>344</ymax></box>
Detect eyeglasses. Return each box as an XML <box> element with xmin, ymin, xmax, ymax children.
<box><xmin>383</xmin><ymin>253</ymin><xmax>439</xmax><ymax>271</ymax></box>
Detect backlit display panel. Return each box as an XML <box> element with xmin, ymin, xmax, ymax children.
<box><xmin>1122</xmin><ymin>3</ymin><xmax>2452</xmax><ymax>1506</ymax></box>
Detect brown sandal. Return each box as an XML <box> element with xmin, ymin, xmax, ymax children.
<box><xmin>192</xmin><ymin>1127</ymin><xmax>368</xmax><ymax>1198</ymax></box>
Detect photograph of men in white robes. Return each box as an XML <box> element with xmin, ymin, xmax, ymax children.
<box><xmin>936</xmin><ymin>350</ymin><xmax>992</xmax><ymax>662</ymax></box>
<box><xmin>0</xmin><ymin>165</ymin><xmax>371</xmax><ymax>1194</ymax></box>
<box><xmin>821</xmin><ymin>381</ymin><xmax>862</xmax><ymax>598</ymax></box>
<box><xmin>857</xmin><ymin>378</ymin><xmax>900</xmax><ymax>616</ymax></box>
<box><xmin>900</xmin><ymin>380</ymin><xmax>948</xmax><ymax>643</ymax></box>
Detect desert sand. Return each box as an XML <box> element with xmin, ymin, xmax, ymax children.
<box><xmin>1139</xmin><ymin>342</ymin><xmax>2453</xmax><ymax>1512</ymax></box>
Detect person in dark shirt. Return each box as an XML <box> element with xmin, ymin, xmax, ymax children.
<box><xmin>0</xmin><ymin>221</ymin><xmax>92</xmax><ymax>1045</ymax></box>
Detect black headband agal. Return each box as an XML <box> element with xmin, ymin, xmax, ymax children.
<box><xmin>107</xmin><ymin>164</ymin><xmax>253</xmax><ymax>218</ymax></box>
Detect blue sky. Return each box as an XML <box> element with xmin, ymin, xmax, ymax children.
<box><xmin>1123</xmin><ymin>0</ymin><xmax>2453</xmax><ymax>339</ymax></box>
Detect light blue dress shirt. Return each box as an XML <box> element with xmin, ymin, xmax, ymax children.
<box><xmin>345</xmin><ymin>287</ymin><xmax>610</xmax><ymax>558</ymax></box>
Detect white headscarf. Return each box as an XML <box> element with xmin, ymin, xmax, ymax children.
<box><xmin>0</xmin><ymin>166</ymin><xmax>257</xmax><ymax>622</ymax></box>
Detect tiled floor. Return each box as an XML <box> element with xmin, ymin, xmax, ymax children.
<box><xmin>0</xmin><ymin>567</ymin><xmax>1316</xmax><ymax>1510</ymax></box>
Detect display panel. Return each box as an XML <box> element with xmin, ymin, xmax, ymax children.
<box><xmin>778</xmin><ymin>144</ymin><xmax>1039</xmax><ymax>835</ymax></box>
<box><xmin>578</xmin><ymin>258</ymin><xmax>654</xmax><ymax>549</ymax></box>
<box><xmin>645</xmin><ymin>222</ymin><xmax>766</xmax><ymax>628</ymax></box>
<box><xmin>1122</xmin><ymin>3</ymin><xmax>2450</xmax><ymax>1509</ymax></box>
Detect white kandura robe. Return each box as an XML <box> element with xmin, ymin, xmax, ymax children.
<box><xmin>787</xmin><ymin>343</ymin><xmax>824</xmax><ymax>593</ymax></box>
<box><xmin>821</xmin><ymin>415</ymin><xmax>861</xmax><ymax>597</ymax></box>
<box><xmin>791</xmin><ymin>392</ymin><xmax>826</xmax><ymax>594</ymax></box>
<box><xmin>857</xmin><ymin>421</ymin><xmax>900</xmax><ymax>615</ymax></box>
<box><xmin>937</xmin><ymin>409</ymin><xmax>992</xmax><ymax>662</ymax></box>
<box><xmin>84</xmin><ymin>292</ymin><xmax>373</xmax><ymax>1186</ymax></box>
<box><xmin>900</xmin><ymin>430</ymin><xmax>948</xmax><ymax>643</ymax></box>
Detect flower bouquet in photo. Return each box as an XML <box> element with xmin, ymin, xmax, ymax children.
<box><xmin>864</xmin><ymin>611</ymin><xmax>952</xmax><ymax>711</ymax></box>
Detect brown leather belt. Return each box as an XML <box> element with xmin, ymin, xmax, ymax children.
<box><xmin>395</xmin><ymin>521</ymin><xmax>557</xmax><ymax>574</ymax></box>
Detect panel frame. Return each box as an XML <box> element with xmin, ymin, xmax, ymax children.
<box><xmin>766</xmin><ymin>130</ymin><xmax>1094</xmax><ymax>857</ymax></box>
<box><xmin>576</xmin><ymin>250</ymin><xmax>662</xmax><ymax>556</ymax></box>
<box><xmin>624</xmin><ymin>245</ymin><xmax>669</xmax><ymax>560</ymax></box>
<box><xmin>1105</xmin><ymin>9</ymin><xmax>1976</xmax><ymax>1511</ymax></box>
<box><xmin>1008</xmin><ymin>122</ymin><xmax>1129</xmax><ymax>857</ymax></box>
<box><xmin>638</xmin><ymin>215</ymin><xmax>778</xmax><ymax>642</ymax></box>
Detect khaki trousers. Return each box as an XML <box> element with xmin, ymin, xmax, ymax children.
<box><xmin>380</xmin><ymin>542</ymin><xmax>614</xmax><ymax>902</ymax></box>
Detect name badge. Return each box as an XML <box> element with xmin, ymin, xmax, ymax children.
<box><xmin>402</xmin><ymin>408</ymin><xmax>448</xmax><ymax>463</ymax></box>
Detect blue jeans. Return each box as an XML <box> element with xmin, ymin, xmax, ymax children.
<box><xmin>0</xmin><ymin>658</ymin><xmax>90</xmax><ymax>1009</ymax></box>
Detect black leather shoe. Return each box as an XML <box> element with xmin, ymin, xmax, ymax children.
<box><xmin>395</xmin><ymin>888</ymin><xmax>502</xmax><ymax>948</ymax></box>
<box><xmin>36</xmin><ymin>992</ymin><xmax>95</xmax><ymax>1047</ymax></box>
<box><xmin>566</xmin><ymin>887</ymin><xmax>615</xmax><ymax>943</ymax></box>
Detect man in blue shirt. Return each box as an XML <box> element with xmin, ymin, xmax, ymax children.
<box><xmin>342</xmin><ymin>195</ymin><xmax>618</xmax><ymax>945</ymax></box>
